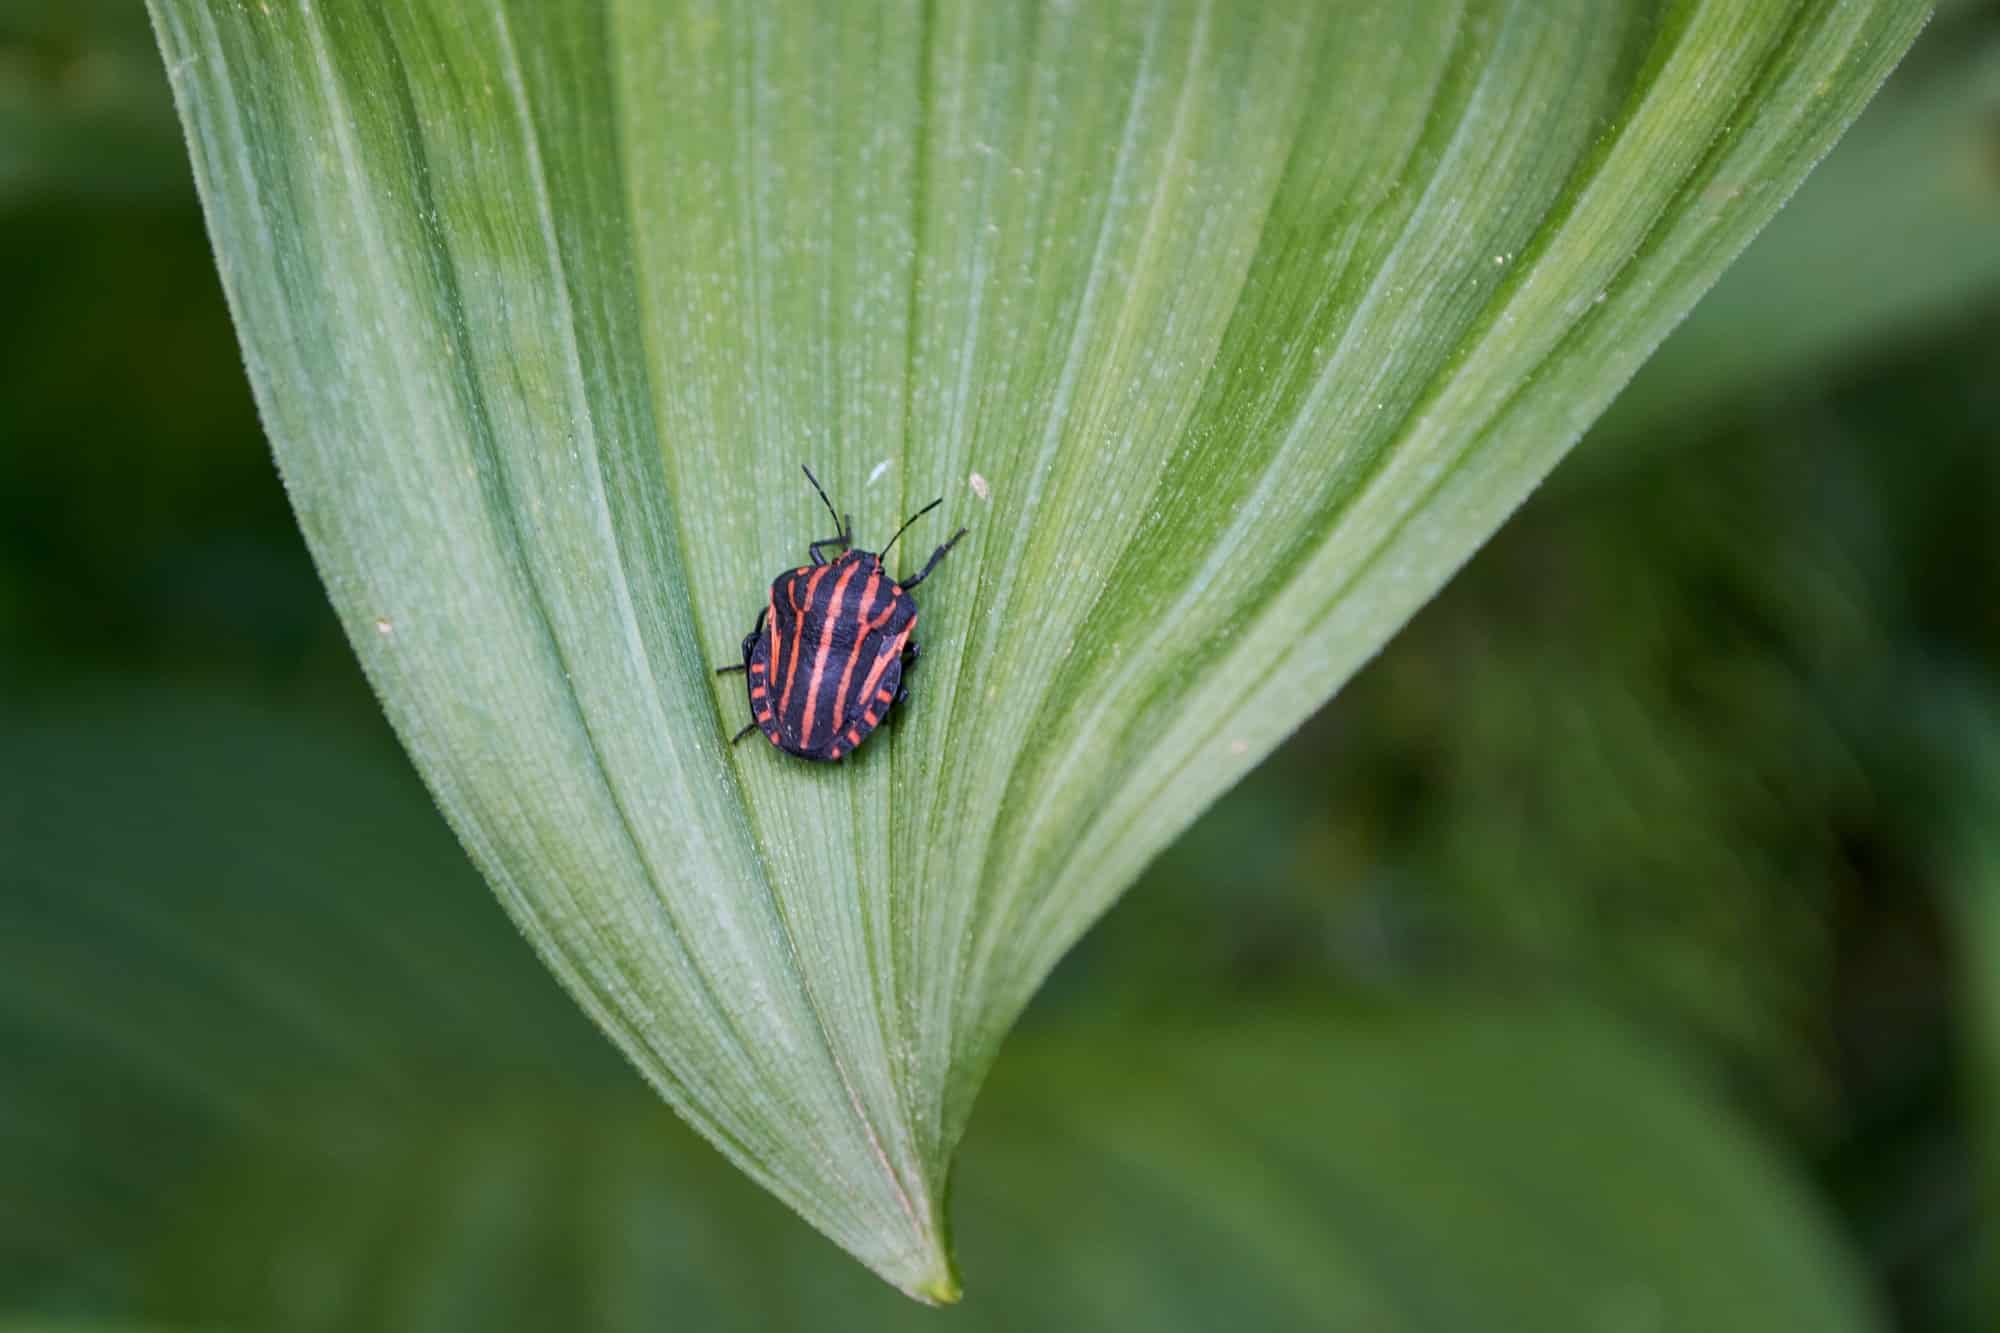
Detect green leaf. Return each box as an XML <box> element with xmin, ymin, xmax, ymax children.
<box><xmin>0</xmin><ymin>2</ymin><xmax>188</xmax><ymax>210</ymax></box>
<box><xmin>1584</xmin><ymin>17</ymin><xmax>2000</xmax><ymax>457</ymax></box>
<box><xmin>131</xmin><ymin>1015</ymin><xmax>1876</xmax><ymax>1333</ymax></box>
<box><xmin>0</xmin><ymin>692</ymin><xmax>620</xmax><ymax>1314</ymax></box>
<box><xmin>147</xmin><ymin>0</ymin><xmax>1927</xmax><ymax>1297</ymax></box>
<box><xmin>3</xmin><ymin>693</ymin><xmax>1880</xmax><ymax>1330</ymax></box>
<box><xmin>1957</xmin><ymin>791</ymin><xmax>2000</xmax><ymax>1323</ymax></box>
<box><xmin>0</xmin><ymin>1326</ymin><xmax>192</xmax><ymax>1333</ymax></box>
<box><xmin>1918</xmin><ymin>685</ymin><xmax>2000</xmax><ymax>1326</ymax></box>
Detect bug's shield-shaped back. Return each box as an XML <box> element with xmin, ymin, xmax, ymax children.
<box><xmin>758</xmin><ymin>556</ymin><xmax>916</xmax><ymax>761</ymax></box>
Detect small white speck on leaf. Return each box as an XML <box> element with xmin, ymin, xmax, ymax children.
<box><xmin>374</xmin><ymin>616</ymin><xmax>394</xmax><ymax>636</ymax></box>
<box><xmin>866</xmin><ymin>459</ymin><xmax>892</xmax><ymax>487</ymax></box>
<box><xmin>1228</xmin><ymin>739</ymin><xmax>1249</xmax><ymax>756</ymax></box>
<box><xmin>969</xmin><ymin>472</ymin><xmax>991</xmax><ymax>501</ymax></box>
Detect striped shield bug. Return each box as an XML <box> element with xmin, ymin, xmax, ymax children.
<box><xmin>718</xmin><ymin>465</ymin><xmax>966</xmax><ymax>762</ymax></box>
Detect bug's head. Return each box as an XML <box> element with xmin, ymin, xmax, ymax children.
<box><xmin>798</xmin><ymin>464</ymin><xmax>950</xmax><ymax>573</ymax></box>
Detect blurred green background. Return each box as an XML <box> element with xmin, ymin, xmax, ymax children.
<box><xmin>4</xmin><ymin>4</ymin><xmax>1999</xmax><ymax>1330</ymax></box>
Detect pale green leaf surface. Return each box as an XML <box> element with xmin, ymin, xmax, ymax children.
<box><xmin>2</xmin><ymin>694</ymin><xmax>1879</xmax><ymax>1330</ymax></box>
<box><xmin>148</xmin><ymin>0</ymin><xmax>1926</xmax><ymax>1297</ymax></box>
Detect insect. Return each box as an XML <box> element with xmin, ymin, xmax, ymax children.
<box><xmin>718</xmin><ymin>465</ymin><xmax>966</xmax><ymax>761</ymax></box>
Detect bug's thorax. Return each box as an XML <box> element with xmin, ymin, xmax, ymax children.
<box><xmin>787</xmin><ymin>548</ymin><xmax>905</xmax><ymax>595</ymax></box>
<box><xmin>835</xmin><ymin>548</ymin><xmax>884</xmax><ymax>576</ymax></box>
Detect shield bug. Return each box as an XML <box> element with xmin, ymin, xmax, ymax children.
<box><xmin>718</xmin><ymin>465</ymin><xmax>966</xmax><ymax>762</ymax></box>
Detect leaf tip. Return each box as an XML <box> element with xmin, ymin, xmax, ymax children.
<box><xmin>910</xmin><ymin>1265</ymin><xmax>964</xmax><ymax>1307</ymax></box>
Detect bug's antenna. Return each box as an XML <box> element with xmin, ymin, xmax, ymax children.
<box><xmin>800</xmin><ymin>464</ymin><xmax>842</xmax><ymax>533</ymax></box>
<box><xmin>879</xmin><ymin>496</ymin><xmax>943</xmax><ymax>566</ymax></box>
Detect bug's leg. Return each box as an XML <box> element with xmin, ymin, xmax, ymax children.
<box><xmin>896</xmin><ymin>527</ymin><xmax>967</xmax><ymax>591</ymax></box>
<box><xmin>889</xmin><ymin>640</ymin><xmax>919</xmax><ymax>711</ymax></box>
<box><xmin>723</xmin><ymin>624</ymin><xmax>762</xmax><ymax>730</ymax></box>
<box><xmin>717</xmin><ymin>607</ymin><xmax>767</xmax><ymax>673</ymax></box>
<box><xmin>809</xmin><ymin>513</ymin><xmax>853</xmax><ymax>566</ymax></box>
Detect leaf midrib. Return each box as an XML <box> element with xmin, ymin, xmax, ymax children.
<box><xmin>603</xmin><ymin>0</ymin><xmax>944</xmax><ymax>1269</ymax></box>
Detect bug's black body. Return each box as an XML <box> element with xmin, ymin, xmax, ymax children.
<box><xmin>718</xmin><ymin>467</ymin><xmax>965</xmax><ymax>762</ymax></box>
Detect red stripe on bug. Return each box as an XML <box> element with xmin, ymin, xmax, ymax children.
<box><xmin>765</xmin><ymin>589</ymin><xmax>780</xmax><ymax>689</ymax></box>
<box><xmin>856</xmin><ymin>626</ymin><xmax>911</xmax><ymax>713</ymax></box>
<box><xmin>766</xmin><ymin>590</ymin><xmax>782</xmax><ymax>705</ymax></box>
<box><xmin>845</xmin><ymin>727</ymin><xmax>861</xmax><ymax>746</ymax></box>
<box><xmin>779</xmin><ymin>566</ymin><xmax>829</xmax><ymax>719</ymax></box>
<box><xmin>828</xmin><ymin>570</ymin><xmax>882</xmax><ymax>734</ymax></box>
<box><xmin>749</xmin><ymin>685</ymin><xmax>766</xmax><ymax>699</ymax></box>
<box><xmin>799</xmin><ymin>560</ymin><xmax>863</xmax><ymax>750</ymax></box>
<box><xmin>863</xmin><ymin>710</ymin><xmax>878</xmax><ymax>726</ymax></box>
<box><xmin>876</xmin><ymin>688</ymin><xmax>893</xmax><ymax>704</ymax></box>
